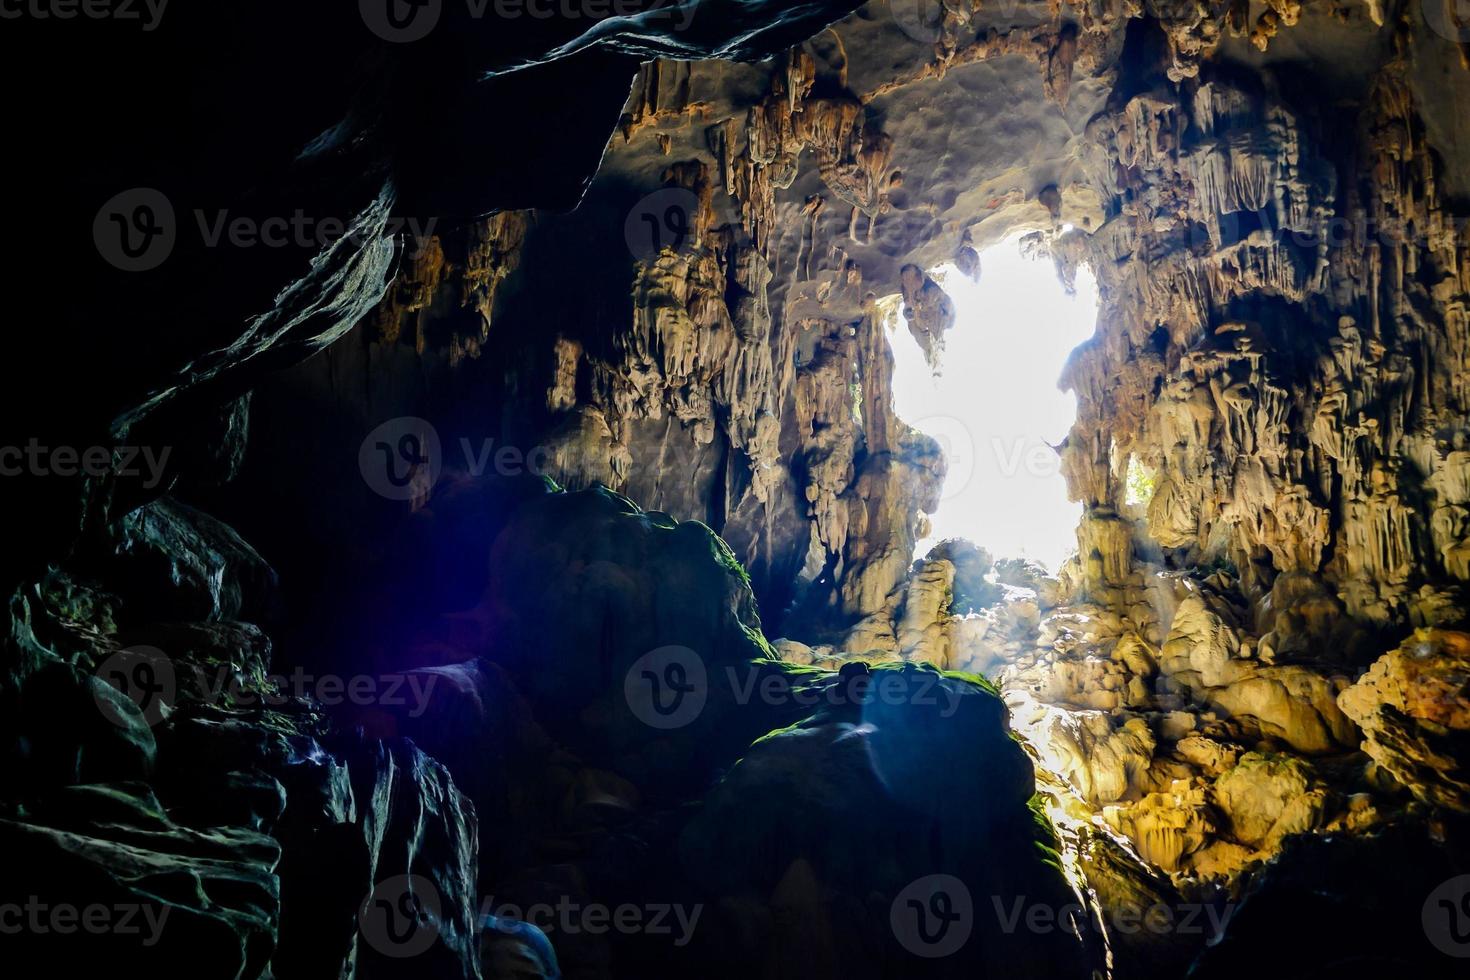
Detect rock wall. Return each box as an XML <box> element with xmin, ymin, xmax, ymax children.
<box><xmin>11</xmin><ymin>1</ymin><xmax>1470</xmax><ymax>977</ymax></box>
<box><xmin>1013</xmin><ymin>3</ymin><xmax>1470</xmax><ymax>882</ymax></box>
<box><xmin>229</xmin><ymin>2</ymin><xmax>1470</xmax><ymax>909</ymax></box>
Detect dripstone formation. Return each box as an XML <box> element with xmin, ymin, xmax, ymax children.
<box><xmin>5</xmin><ymin>2</ymin><xmax>1470</xmax><ymax>978</ymax></box>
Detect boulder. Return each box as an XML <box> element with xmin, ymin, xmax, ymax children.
<box><xmin>681</xmin><ymin>663</ymin><xmax>1103</xmax><ymax>979</ymax></box>
<box><xmin>106</xmin><ymin>497</ymin><xmax>277</xmax><ymax>624</ymax></box>
<box><xmin>0</xmin><ymin>780</ymin><xmax>280</xmax><ymax>977</ymax></box>
<box><xmin>1338</xmin><ymin>629</ymin><xmax>1470</xmax><ymax>811</ymax></box>
<box><xmin>1213</xmin><ymin>752</ymin><xmax>1326</xmax><ymax>850</ymax></box>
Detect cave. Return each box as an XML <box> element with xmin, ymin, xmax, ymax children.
<box><xmin>6</xmin><ymin>2</ymin><xmax>1470</xmax><ymax>978</ymax></box>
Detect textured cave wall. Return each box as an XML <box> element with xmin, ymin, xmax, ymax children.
<box><xmin>1008</xmin><ymin>2</ymin><xmax>1470</xmax><ymax>880</ymax></box>
<box><xmin>214</xmin><ymin>0</ymin><xmax>1470</xmax><ymax>902</ymax></box>
<box><xmin>4</xmin><ymin>4</ymin><xmax>934</xmax><ymax>977</ymax></box>
<box><xmin>14</xmin><ymin>2</ymin><xmax>1468</xmax><ymax>975</ymax></box>
<box><xmin>0</xmin><ymin>0</ymin><xmax>873</xmax><ymax>598</ymax></box>
<box><xmin>235</xmin><ymin>0</ymin><xmax>1123</xmax><ymax>643</ymax></box>
<box><xmin>254</xmin><ymin>0</ymin><xmax>1470</xmax><ymax>639</ymax></box>
<box><xmin>1057</xmin><ymin>12</ymin><xmax>1470</xmax><ymax>625</ymax></box>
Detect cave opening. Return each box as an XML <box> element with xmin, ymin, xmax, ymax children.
<box><xmin>888</xmin><ymin>236</ymin><xmax>1100</xmax><ymax>573</ymax></box>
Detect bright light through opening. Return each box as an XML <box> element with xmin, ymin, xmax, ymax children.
<box><xmin>888</xmin><ymin>237</ymin><xmax>1100</xmax><ymax>573</ymax></box>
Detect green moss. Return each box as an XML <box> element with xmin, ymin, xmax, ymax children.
<box><xmin>1027</xmin><ymin>794</ymin><xmax>1066</xmax><ymax>874</ymax></box>
<box><xmin>740</xmin><ymin>623</ymin><xmax>778</xmax><ymax>660</ymax></box>
<box><xmin>708</xmin><ymin>532</ymin><xmax>753</xmax><ymax>588</ymax></box>
<box><xmin>591</xmin><ymin>484</ymin><xmax>642</xmax><ymax>513</ymax></box>
<box><xmin>749</xmin><ymin>717</ymin><xmax>809</xmax><ymax>747</ymax></box>
<box><xmin>938</xmin><ymin>667</ymin><xmax>1001</xmax><ymax>697</ymax></box>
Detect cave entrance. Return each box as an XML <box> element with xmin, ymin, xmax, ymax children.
<box><xmin>888</xmin><ymin>237</ymin><xmax>1099</xmax><ymax>572</ymax></box>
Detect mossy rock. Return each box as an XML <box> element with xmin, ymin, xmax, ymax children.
<box><xmin>674</xmin><ymin>663</ymin><xmax>1102</xmax><ymax>978</ymax></box>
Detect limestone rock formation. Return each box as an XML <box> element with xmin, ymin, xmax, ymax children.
<box><xmin>1</xmin><ymin>781</ymin><xmax>282</xmax><ymax>978</ymax></box>
<box><xmin>1340</xmin><ymin>628</ymin><xmax>1470</xmax><ymax>810</ymax></box>
<box><xmin>2</xmin><ymin>501</ymin><xmax>482</xmax><ymax>979</ymax></box>
<box><xmin>679</xmin><ymin>664</ymin><xmax>1101</xmax><ymax>979</ymax></box>
<box><xmin>339</xmin><ymin>481</ymin><xmax>1105</xmax><ymax>978</ymax></box>
<box><xmin>9</xmin><ymin>1</ymin><xmax>1470</xmax><ymax>978</ymax></box>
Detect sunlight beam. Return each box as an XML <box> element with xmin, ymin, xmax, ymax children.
<box><xmin>889</xmin><ymin>237</ymin><xmax>1100</xmax><ymax>572</ymax></box>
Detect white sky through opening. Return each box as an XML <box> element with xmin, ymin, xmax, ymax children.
<box><xmin>888</xmin><ymin>238</ymin><xmax>1100</xmax><ymax>572</ymax></box>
